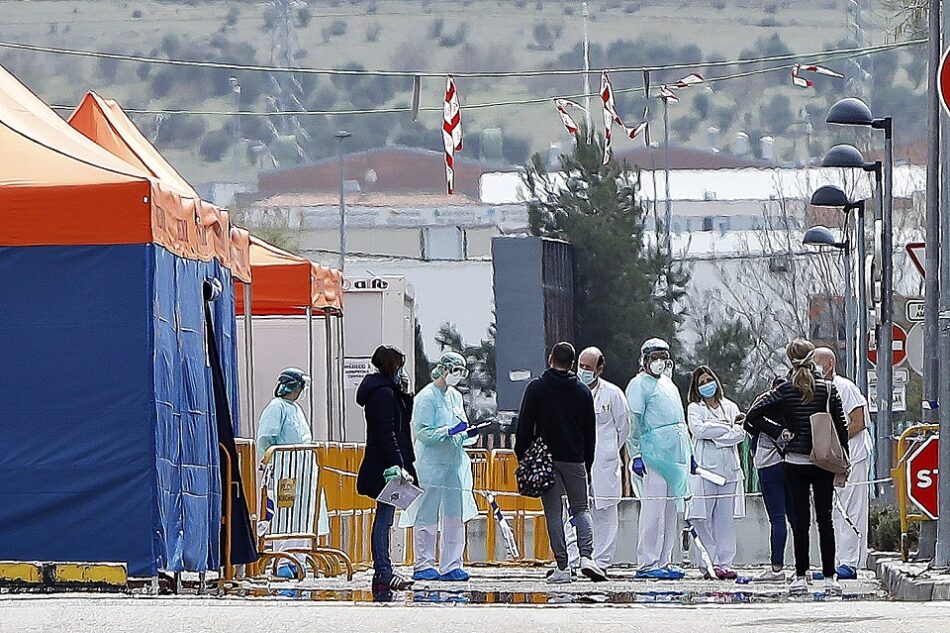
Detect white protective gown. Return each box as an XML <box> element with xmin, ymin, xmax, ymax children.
<box><xmin>832</xmin><ymin>374</ymin><xmax>872</xmax><ymax>570</ymax></box>
<box><xmin>588</xmin><ymin>379</ymin><xmax>630</xmax><ymax>568</ymax></box>
<box><xmin>685</xmin><ymin>397</ymin><xmax>745</xmax><ymax>569</ymax></box>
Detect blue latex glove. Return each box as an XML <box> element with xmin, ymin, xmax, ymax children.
<box><xmin>447</xmin><ymin>421</ymin><xmax>468</xmax><ymax>436</ymax></box>
<box><xmin>690</xmin><ymin>456</ymin><xmax>698</xmax><ymax>475</ymax></box>
<box><xmin>632</xmin><ymin>456</ymin><xmax>646</xmax><ymax>477</ymax></box>
<box><xmin>383</xmin><ymin>465</ymin><xmax>401</xmax><ymax>482</ymax></box>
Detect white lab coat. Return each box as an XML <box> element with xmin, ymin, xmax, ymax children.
<box><xmin>686</xmin><ymin>398</ymin><xmax>746</xmax><ymax>520</ymax></box>
<box><xmin>589</xmin><ymin>379</ymin><xmax>631</xmax><ymax>510</ymax></box>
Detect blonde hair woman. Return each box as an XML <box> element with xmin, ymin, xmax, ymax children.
<box><xmin>745</xmin><ymin>339</ymin><xmax>849</xmax><ymax>596</ymax></box>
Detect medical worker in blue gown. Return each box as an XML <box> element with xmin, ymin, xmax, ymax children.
<box><xmin>256</xmin><ymin>367</ymin><xmax>314</xmax><ymax>578</ymax></box>
<box><xmin>401</xmin><ymin>352</ymin><xmax>481</xmax><ymax>582</ymax></box>
<box><xmin>257</xmin><ymin>367</ymin><xmax>312</xmax><ymax>458</ymax></box>
<box><xmin>626</xmin><ymin>338</ymin><xmax>693</xmax><ymax>580</ymax></box>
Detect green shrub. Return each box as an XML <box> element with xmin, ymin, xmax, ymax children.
<box><xmin>869</xmin><ymin>504</ymin><xmax>918</xmax><ymax>553</ymax></box>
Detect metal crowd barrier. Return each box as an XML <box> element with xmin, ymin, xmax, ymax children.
<box><xmin>256</xmin><ymin>444</ymin><xmax>353</xmax><ymax>579</ymax></box>
<box><xmin>891</xmin><ymin>424</ymin><xmax>939</xmax><ymax>561</ymax></box>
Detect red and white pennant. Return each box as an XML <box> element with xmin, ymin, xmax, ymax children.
<box><xmin>443</xmin><ymin>75</ymin><xmax>463</xmax><ymax>195</ymax></box>
<box><xmin>553</xmin><ymin>98</ymin><xmax>587</xmax><ymax>135</ymax></box>
<box><xmin>790</xmin><ymin>63</ymin><xmax>844</xmax><ymax>88</ymax></box>
<box><xmin>600</xmin><ymin>71</ymin><xmax>649</xmax><ymax>165</ymax></box>
<box><xmin>658</xmin><ymin>72</ymin><xmax>704</xmax><ymax>103</ymax></box>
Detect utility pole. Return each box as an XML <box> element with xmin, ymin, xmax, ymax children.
<box><xmin>935</xmin><ymin>0</ymin><xmax>950</xmax><ymax>570</ymax></box>
<box><xmin>582</xmin><ymin>1</ymin><xmax>592</xmax><ymax>142</ymax></box>
<box><xmin>335</xmin><ymin>131</ymin><xmax>351</xmax><ymax>272</ymax></box>
<box><xmin>663</xmin><ymin>97</ymin><xmax>672</xmax><ymax>257</ymax></box>
<box><xmin>919</xmin><ymin>0</ymin><xmax>941</xmax><ymax>559</ymax></box>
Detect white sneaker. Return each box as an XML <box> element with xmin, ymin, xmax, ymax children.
<box><xmin>823</xmin><ymin>576</ymin><xmax>843</xmax><ymax>596</ymax></box>
<box><xmin>788</xmin><ymin>576</ymin><xmax>808</xmax><ymax>595</ymax></box>
<box><xmin>546</xmin><ymin>566</ymin><xmax>574</xmax><ymax>584</ymax></box>
<box><xmin>579</xmin><ymin>557</ymin><xmax>608</xmax><ymax>582</ymax></box>
<box><xmin>752</xmin><ymin>568</ymin><xmax>786</xmax><ymax>582</ymax></box>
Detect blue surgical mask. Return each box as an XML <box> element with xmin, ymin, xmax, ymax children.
<box><xmin>578</xmin><ymin>369</ymin><xmax>596</xmax><ymax>385</ymax></box>
<box><xmin>698</xmin><ymin>381</ymin><xmax>718</xmax><ymax>399</ymax></box>
<box><xmin>394</xmin><ymin>367</ymin><xmax>405</xmax><ymax>384</ymax></box>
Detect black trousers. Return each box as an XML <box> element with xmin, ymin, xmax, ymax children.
<box><xmin>784</xmin><ymin>462</ymin><xmax>837</xmax><ymax>577</ymax></box>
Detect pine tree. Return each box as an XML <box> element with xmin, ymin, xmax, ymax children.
<box><xmin>522</xmin><ymin>126</ymin><xmax>689</xmax><ymax>385</ymax></box>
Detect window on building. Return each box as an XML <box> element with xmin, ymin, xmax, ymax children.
<box><xmin>422</xmin><ymin>226</ymin><xmax>464</xmax><ymax>261</ymax></box>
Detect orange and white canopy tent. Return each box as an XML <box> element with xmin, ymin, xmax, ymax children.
<box><xmin>235</xmin><ymin>236</ymin><xmax>343</xmax><ymax>316</ymax></box>
<box><xmin>0</xmin><ymin>69</ymin><xmax>211</xmax><ymax>260</ymax></box>
<box><xmin>67</xmin><ymin>91</ymin><xmax>250</xmax><ymax>282</ymax></box>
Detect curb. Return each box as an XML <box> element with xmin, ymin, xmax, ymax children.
<box><xmin>0</xmin><ymin>561</ymin><xmax>127</xmax><ymax>593</ymax></box>
<box><xmin>869</xmin><ymin>552</ymin><xmax>950</xmax><ymax>601</ymax></box>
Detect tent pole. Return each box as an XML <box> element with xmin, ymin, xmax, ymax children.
<box><xmin>244</xmin><ymin>282</ymin><xmax>255</xmax><ymax>438</ymax></box>
<box><xmin>307</xmin><ymin>306</ymin><xmax>315</xmax><ymax>433</ymax></box>
<box><xmin>337</xmin><ymin>316</ymin><xmax>346</xmax><ymax>442</ymax></box>
<box><xmin>325</xmin><ymin>316</ymin><xmax>333</xmax><ymax>441</ymax></box>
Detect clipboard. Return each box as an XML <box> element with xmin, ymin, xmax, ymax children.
<box><xmin>376</xmin><ymin>478</ymin><xmax>424</xmax><ymax>510</ymax></box>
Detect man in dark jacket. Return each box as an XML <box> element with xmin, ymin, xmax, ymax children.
<box><xmin>356</xmin><ymin>345</ymin><xmax>416</xmax><ymax>593</ymax></box>
<box><xmin>515</xmin><ymin>342</ymin><xmax>604</xmax><ymax>584</ymax></box>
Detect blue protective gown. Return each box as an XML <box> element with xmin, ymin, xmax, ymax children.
<box><xmin>399</xmin><ymin>383</ymin><xmax>479</xmax><ymax>527</ymax></box>
<box><xmin>256</xmin><ymin>397</ymin><xmax>313</xmax><ymax>460</ymax></box>
<box><xmin>625</xmin><ymin>372</ymin><xmax>692</xmax><ymax>500</ymax></box>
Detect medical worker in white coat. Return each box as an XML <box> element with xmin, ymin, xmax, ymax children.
<box><xmin>814</xmin><ymin>347</ymin><xmax>872</xmax><ymax>580</ymax></box>
<box><xmin>577</xmin><ymin>347</ymin><xmax>630</xmax><ymax>570</ymax></box>
<box><xmin>401</xmin><ymin>352</ymin><xmax>480</xmax><ymax>582</ymax></box>
<box><xmin>626</xmin><ymin>338</ymin><xmax>692</xmax><ymax>580</ymax></box>
<box><xmin>685</xmin><ymin>365</ymin><xmax>746</xmax><ymax>580</ymax></box>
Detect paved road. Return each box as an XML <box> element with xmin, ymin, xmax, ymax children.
<box><xmin>2</xmin><ymin>597</ymin><xmax>948</xmax><ymax>633</ymax></box>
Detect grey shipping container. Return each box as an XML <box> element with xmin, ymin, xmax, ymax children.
<box><xmin>492</xmin><ymin>236</ymin><xmax>575</xmax><ymax>418</ymax></box>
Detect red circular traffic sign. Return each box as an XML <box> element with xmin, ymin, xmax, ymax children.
<box><xmin>906</xmin><ymin>436</ymin><xmax>940</xmax><ymax>520</ymax></box>
<box><xmin>941</xmin><ymin>47</ymin><xmax>950</xmax><ymax>117</ymax></box>
<box><xmin>867</xmin><ymin>324</ymin><xmax>907</xmax><ymax>366</ymax></box>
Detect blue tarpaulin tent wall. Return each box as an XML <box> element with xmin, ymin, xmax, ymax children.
<box><xmin>0</xmin><ymin>244</ymin><xmax>227</xmax><ymax>576</ymax></box>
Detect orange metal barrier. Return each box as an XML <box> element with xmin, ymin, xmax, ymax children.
<box><xmin>892</xmin><ymin>424</ymin><xmax>939</xmax><ymax>561</ymax></box>
<box><xmin>488</xmin><ymin>449</ymin><xmax>552</xmax><ymax>563</ymax></box>
<box><xmin>299</xmin><ymin>443</ymin><xmax>562</xmax><ymax>569</ymax></box>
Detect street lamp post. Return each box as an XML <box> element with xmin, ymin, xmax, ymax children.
<box><xmin>820</xmin><ymin>144</ymin><xmax>880</xmax><ymax>401</ymax></box>
<box><xmin>827</xmin><ymin>98</ymin><xmax>894</xmax><ymax>503</ymax></box>
<box><xmin>807</xmin><ymin>185</ymin><xmax>865</xmax><ymax>395</ymax></box>
<box><xmin>335</xmin><ymin>131</ymin><xmax>351</xmax><ymax>272</ymax></box>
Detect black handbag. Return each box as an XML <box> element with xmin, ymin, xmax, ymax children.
<box><xmin>515</xmin><ymin>431</ymin><xmax>556</xmax><ymax>498</ymax></box>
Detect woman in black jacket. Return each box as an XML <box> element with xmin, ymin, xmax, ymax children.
<box><xmin>745</xmin><ymin>339</ymin><xmax>849</xmax><ymax>596</ymax></box>
<box><xmin>356</xmin><ymin>345</ymin><xmax>417</xmax><ymax>592</ymax></box>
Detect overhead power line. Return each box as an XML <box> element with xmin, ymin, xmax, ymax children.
<box><xmin>0</xmin><ymin>37</ymin><xmax>924</xmax><ymax>79</ymax></box>
<box><xmin>47</xmin><ymin>44</ymin><xmax>909</xmax><ymax>118</ymax></box>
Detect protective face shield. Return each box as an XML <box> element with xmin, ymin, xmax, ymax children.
<box><xmin>641</xmin><ymin>338</ymin><xmax>672</xmax><ymax>376</ymax></box>
<box><xmin>275</xmin><ymin>367</ymin><xmax>311</xmax><ymax>397</ymax></box>
<box><xmin>445</xmin><ymin>365</ymin><xmax>467</xmax><ymax>386</ymax></box>
<box><xmin>577</xmin><ymin>368</ymin><xmax>596</xmax><ymax>385</ymax></box>
<box><xmin>698</xmin><ymin>381</ymin><xmax>718</xmax><ymax>399</ymax></box>
<box><xmin>432</xmin><ymin>351</ymin><xmax>469</xmax><ymax>384</ymax></box>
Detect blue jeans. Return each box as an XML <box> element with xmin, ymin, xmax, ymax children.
<box><xmin>758</xmin><ymin>463</ymin><xmax>793</xmax><ymax>568</ymax></box>
<box><xmin>372</xmin><ymin>501</ymin><xmax>396</xmax><ymax>583</ymax></box>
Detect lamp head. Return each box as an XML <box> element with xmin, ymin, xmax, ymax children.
<box><xmin>810</xmin><ymin>185</ymin><xmax>852</xmax><ymax>208</ymax></box>
<box><xmin>820</xmin><ymin>143</ymin><xmax>869</xmax><ymax>170</ymax></box>
<box><xmin>803</xmin><ymin>225</ymin><xmax>846</xmax><ymax>249</ymax></box>
<box><xmin>826</xmin><ymin>97</ymin><xmax>874</xmax><ymax>126</ymax></box>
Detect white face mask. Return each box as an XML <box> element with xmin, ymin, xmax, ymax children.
<box><xmin>445</xmin><ymin>373</ymin><xmax>463</xmax><ymax>387</ymax></box>
<box><xmin>578</xmin><ymin>369</ymin><xmax>596</xmax><ymax>385</ymax></box>
<box><xmin>648</xmin><ymin>359</ymin><xmax>666</xmax><ymax>376</ymax></box>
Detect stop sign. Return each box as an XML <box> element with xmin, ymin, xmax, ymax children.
<box><xmin>940</xmin><ymin>47</ymin><xmax>950</xmax><ymax>117</ymax></box>
<box><xmin>906</xmin><ymin>436</ymin><xmax>940</xmax><ymax>520</ymax></box>
<box><xmin>867</xmin><ymin>324</ymin><xmax>907</xmax><ymax>366</ymax></box>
